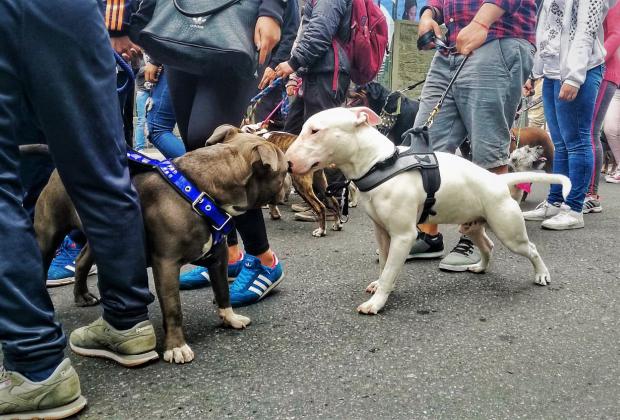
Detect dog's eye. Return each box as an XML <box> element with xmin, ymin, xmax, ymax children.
<box><xmin>311</xmin><ymin>129</ymin><xmax>319</xmax><ymax>135</ymax></box>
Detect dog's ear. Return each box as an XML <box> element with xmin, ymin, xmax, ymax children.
<box><xmin>251</xmin><ymin>142</ymin><xmax>283</xmax><ymax>174</ymax></box>
<box><xmin>205</xmin><ymin>125</ymin><xmax>241</xmax><ymax>146</ymax></box>
<box><xmin>349</xmin><ymin>107</ymin><xmax>382</xmax><ymax>127</ymax></box>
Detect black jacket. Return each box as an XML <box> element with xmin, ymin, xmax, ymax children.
<box><xmin>288</xmin><ymin>0</ymin><xmax>351</xmax><ymax>75</ymax></box>
<box><xmin>268</xmin><ymin>0</ymin><xmax>301</xmax><ymax>69</ymax></box>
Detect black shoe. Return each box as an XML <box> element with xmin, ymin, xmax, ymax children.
<box><xmin>407</xmin><ymin>232</ymin><xmax>445</xmax><ymax>260</ymax></box>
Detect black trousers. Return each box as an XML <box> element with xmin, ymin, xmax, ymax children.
<box><xmin>284</xmin><ymin>72</ymin><xmax>350</xmax><ymax>135</ymax></box>
<box><xmin>166</xmin><ymin>68</ymin><xmax>270</xmax><ymax>255</ymax></box>
<box><xmin>0</xmin><ymin>0</ymin><xmax>153</xmax><ymax>375</ymax></box>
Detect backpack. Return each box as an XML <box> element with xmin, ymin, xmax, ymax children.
<box><xmin>341</xmin><ymin>0</ymin><xmax>389</xmax><ymax>85</ymax></box>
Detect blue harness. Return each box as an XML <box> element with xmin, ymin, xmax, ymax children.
<box><xmin>126</xmin><ymin>149</ymin><xmax>233</xmax><ymax>246</ymax></box>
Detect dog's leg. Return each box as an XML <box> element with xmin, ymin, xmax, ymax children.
<box><xmin>486</xmin><ymin>199</ymin><xmax>550</xmax><ymax>286</ymax></box>
<box><xmin>357</xmin><ymin>233</ymin><xmax>416</xmax><ymax>315</ymax></box>
<box><xmin>349</xmin><ymin>183</ymin><xmax>359</xmax><ymax>208</ymax></box>
<box><xmin>268</xmin><ymin>204</ymin><xmax>282</xmax><ymax>220</ymax></box>
<box><xmin>152</xmin><ymin>258</ymin><xmax>195</xmax><ymax>364</ymax></box>
<box><xmin>293</xmin><ymin>174</ymin><xmax>328</xmax><ymax>237</ymax></box>
<box><xmin>366</xmin><ymin>222</ymin><xmax>391</xmax><ymax>294</ymax></box>
<box><xmin>205</xmin><ymin>242</ymin><xmax>251</xmax><ymax>329</ymax></box>
<box><xmin>73</xmin><ymin>243</ymin><xmax>99</xmax><ymax>307</ymax></box>
<box><xmin>314</xmin><ymin>171</ymin><xmax>343</xmax><ymax>232</ymax></box>
<box><xmin>459</xmin><ymin>222</ymin><xmax>494</xmax><ymax>273</ymax></box>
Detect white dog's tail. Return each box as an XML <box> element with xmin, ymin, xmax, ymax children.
<box><xmin>500</xmin><ymin>172</ymin><xmax>572</xmax><ymax>199</ymax></box>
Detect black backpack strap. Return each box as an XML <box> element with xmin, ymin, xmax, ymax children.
<box><xmin>418</xmin><ymin>166</ymin><xmax>441</xmax><ymax>224</ymax></box>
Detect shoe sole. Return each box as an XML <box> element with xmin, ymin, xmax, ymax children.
<box><xmin>70</xmin><ymin>343</ymin><xmax>159</xmax><ymax>367</ymax></box>
<box><xmin>0</xmin><ymin>395</ymin><xmax>87</xmax><ymax>420</ymax></box>
<box><xmin>47</xmin><ymin>266</ymin><xmax>98</xmax><ymax>287</ymax></box>
<box><xmin>438</xmin><ymin>262</ymin><xmax>471</xmax><ymax>272</ymax></box>
<box><xmin>582</xmin><ymin>208</ymin><xmax>602</xmax><ymax>214</ymax></box>
<box><xmin>541</xmin><ymin>223</ymin><xmax>585</xmax><ymax>230</ymax></box>
<box><xmin>406</xmin><ymin>250</ymin><xmax>445</xmax><ymax>261</ymax></box>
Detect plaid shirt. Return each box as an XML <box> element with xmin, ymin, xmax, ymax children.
<box><xmin>425</xmin><ymin>0</ymin><xmax>537</xmax><ymax>47</ymax></box>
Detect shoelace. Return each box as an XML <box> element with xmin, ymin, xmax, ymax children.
<box><xmin>0</xmin><ymin>366</ymin><xmax>8</xmax><ymax>383</ymax></box>
<box><xmin>230</xmin><ymin>261</ymin><xmax>263</xmax><ymax>293</ymax></box>
<box><xmin>451</xmin><ymin>238</ymin><xmax>474</xmax><ymax>256</ymax></box>
<box><xmin>53</xmin><ymin>240</ymin><xmax>79</xmax><ymax>266</ymax></box>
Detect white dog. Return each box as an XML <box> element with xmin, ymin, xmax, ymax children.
<box><xmin>285</xmin><ymin>107</ymin><xmax>571</xmax><ymax>315</ymax></box>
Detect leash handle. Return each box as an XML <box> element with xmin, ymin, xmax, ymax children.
<box><xmin>114</xmin><ymin>51</ymin><xmax>136</xmax><ymax>95</ymax></box>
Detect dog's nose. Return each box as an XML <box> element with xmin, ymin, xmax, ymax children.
<box><xmin>287</xmin><ymin>161</ymin><xmax>293</xmax><ymax>173</ymax></box>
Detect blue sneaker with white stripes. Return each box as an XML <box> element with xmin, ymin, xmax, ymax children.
<box><xmin>47</xmin><ymin>236</ymin><xmax>96</xmax><ymax>287</ymax></box>
<box><xmin>179</xmin><ymin>253</ymin><xmax>246</xmax><ymax>290</ymax></box>
<box><xmin>229</xmin><ymin>254</ymin><xmax>284</xmax><ymax>307</ymax></box>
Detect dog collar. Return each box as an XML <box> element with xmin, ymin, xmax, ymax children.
<box><xmin>126</xmin><ymin>149</ymin><xmax>233</xmax><ymax>244</ymax></box>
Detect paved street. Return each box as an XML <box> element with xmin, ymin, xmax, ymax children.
<box><xmin>6</xmin><ymin>180</ymin><xmax>620</xmax><ymax>419</ymax></box>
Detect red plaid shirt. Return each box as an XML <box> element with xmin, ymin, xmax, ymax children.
<box><xmin>425</xmin><ymin>0</ymin><xmax>537</xmax><ymax>47</ymax></box>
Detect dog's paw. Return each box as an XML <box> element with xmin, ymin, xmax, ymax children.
<box><xmin>534</xmin><ymin>272</ymin><xmax>550</xmax><ymax>286</ymax></box>
<box><xmin>332</xmin><ymin>222</ymin><xmax>343</xmax><ymax>231</ymax></box>
<box><xmin>219</xmin><ymin>307</ymin><xmax>251</xmax><ymax>329</ymax></box>
<box><xmin>74</xmin><ymin>292</ymin><xmax>99</xmax><ymax>307</ymax></box>
<box><xmin>312</xmin><ymin>228</ymin><xmax>326</xmax><ymax>237</ymax></box>
<box><xmin>365</xmin><ymin>280</ymin><xmax>379</xmax><ymax>294</ymax></box>
<box><xmin>467</xmin><ymin>263</ymin><xmax>487</xmax><ymax>274</ymax></box>
<box><xmin>163</xmin><ymin>344</ymin><xmax>194</xmax><ymax>364</ymax></box>
<box><xmin>357</xmin><ymin>297</ymin><xmax>384</xmax><ymax>315</ymax></box>
<box><xmin>269</xmin><ymin>207</ymin><xmax>282</xmax><ymax>220</ymax></box>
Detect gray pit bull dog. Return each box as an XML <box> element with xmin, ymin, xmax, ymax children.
<box><xmin>34</xmin><ymin>128</ymin><xmax>288</xmax><ymax>364</ymax></box>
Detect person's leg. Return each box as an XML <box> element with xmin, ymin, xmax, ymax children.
<box><xmin>587</xmin><ymin>80</ymin><xmax>616</xmax><ymax>199</ymax></box>
<box><xmin>406</xmin><ymin>52</ymin><xmax>467</xmax><ymax>259</ymax></box>
<box><xmin>282</xmin><ymin>92</ymin><xmax>306</xmax><ymax>135</ymax></box>
<box><xmin>604</xmin><ymin>88</ymin><xmax>620</xmax><ymax>172</ymax></box>
<box><xmin>134</xmin><ymin>90</ymin><xmax>149</xmax><ymax>150</ymax></box>
<box><xmin>164</xmin><ymin>68</ymin><xmax>199</xmax><ymax>145</ymax></box>
<box><xmin>21</xmin><ymin>0</ymin><xmax>155</xmax><ymax>332</ymax></box>
<box><xmin>146</xmin><ymin>73</ymin><xmax>186</xmax><ymax>158</ymax></box>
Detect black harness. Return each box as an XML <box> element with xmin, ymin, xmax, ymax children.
<box><xmin>352</xmin><ymin>126</ymin><xmax>441</xmax><ymax>224</ymax></box>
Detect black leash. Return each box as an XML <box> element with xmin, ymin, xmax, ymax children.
<box><xmin>423</xmin><ymin>54</ymin><xmax>470</xmax><ymax>129</ymax></box>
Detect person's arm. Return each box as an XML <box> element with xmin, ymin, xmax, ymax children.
<box><xmin>604</xmin><ymin>4</ymin><xmax>620</xmax><ymax>64</ymax></box>
<box><xmin>561</xmin><ymin>0</ymin><xmax>607</xmax><ymax>100</ymax></box>
<box><xmin>456</xmin><ymin>3</ymin><xmax>510</xmax><ymax>55</ymax></box>
<box><xmin>286</xmin><ymin>0</ymin><xmax>349</xmax><ymax>72</ymax></box>
<box><xmin>101</xmin><ymin>0</ymin><xmax>141</xmax><ymax>60</ymax></box>
<box><xmin>269</xmin><ymin>1</ymin><xmax>301</xmax><ymax>69</ymax></box>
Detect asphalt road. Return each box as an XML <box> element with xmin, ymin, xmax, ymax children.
<box><xmin>5</xmin><ymin>180</ymin><xmax>620</xmax><ymax>419</ymax></box>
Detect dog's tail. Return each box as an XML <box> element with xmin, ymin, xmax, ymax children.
<box><xmin>500</xmin><ymin>172</ymin><xmax>571</xmax><ymax>199</ymax></box>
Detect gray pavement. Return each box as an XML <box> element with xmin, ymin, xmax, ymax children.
<box><xmin>6</xmin><ymin>181</ymin><xmax>620</xmax><ymax>419</ymax></box>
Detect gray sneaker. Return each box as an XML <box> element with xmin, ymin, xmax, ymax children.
<box><xmin>438</xmin><ymin>236</ymin><xmax>481</xmax><ymax>272</ymax></box>
<box><xmin>70</xmin><ymin>318</ymin><xmax>158</xmax><ymax>367</ymax></box>
<box><xmin>0</xmin><ymin>358</ymin><xmax>87</xmax><ymax>420</ymax></box>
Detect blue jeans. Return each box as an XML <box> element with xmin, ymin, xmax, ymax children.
<box><xmin>0</xmin><ymin>0</ymin><xmax>153</xmax><ymax>375</ymax></box>
<box><xmin>146</xmin><ymin>73</ymin><xmax>186</xmax><ymax>158</ymax></box>
<box><xmin>134</xmin><ymin>90</ymin><xmax>149</xmax><ymax>150</ymax></box>
<box><xmin>543</xmin><ymin>65</ymin><xmax>604</xmax><ymax>212</ymax></box>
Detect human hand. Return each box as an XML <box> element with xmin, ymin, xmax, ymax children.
<box><xmin>110</xmin><ymin>36</ymin><xmax>141</xmax><ymax>61</ymax></box>
<box><xmin>286</xmin><ymin>84</ymin><xmax>297</xmax><ymax>96</ymax></box>
<box><xmin>275</xmin><ymin>62</ymin><xmax>294</xmax><ymax>79</ymax></box>
<box><xmin>259</xmin><ymin>67</ymin><xmax>277</xmax><ymax>89</ymax></box>
<box><xmin>255</xmin><ymin>16</ymin><xmax>281</xmax><ymax>66</ymax></box>
<box><xmin>144</xmin><ymin>63</ymin><xmax>161</xmax><ymax>83</ymax></box>
<box><xmin>418</xmin><ymin>10</ymin><xmax>443</xmax><ymax>50</ymax></box>
<box><xmin>456</xmin><ymin>21</ymin><xmax>489</xmax><ymax>55</ymax></box>
<box><xmin>559</xmin><ymin>83</ymin><xmax>579</xmax><ymax>101</ymax></box>
<box><xmin>523</xmin><ymin>79</ymin><xmax>534</xmax><ymax>97</ymax></box>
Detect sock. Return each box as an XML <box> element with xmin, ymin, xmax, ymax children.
<box><xmin>228</xmin><ymin>251</ymin><xmax>244</xmax><ymax>264</ymax></box>
<box><xmin>22</xmin><ymin>364</ymin><xmax>58</xmax><ymax>382</ymax></box>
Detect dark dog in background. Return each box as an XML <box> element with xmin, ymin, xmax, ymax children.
<box><xmin>347</xmin><ymin>82</ymin><xmax>419</xmax><ymax>145</ymax></box>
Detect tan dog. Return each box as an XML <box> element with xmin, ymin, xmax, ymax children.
<box><xmin>235</xmin><ymin>125</ymin><xmax>343</xmax><ymax>237</ymax></box>
<box><xmin>35</xmin><ymin>133</ymin><xmax>287</xmax><ymax>364</ymax></box>
<box><xmin>510</xmin><ymin>127</ymin><xmax>554</xmax><ymax>173</ymax></box>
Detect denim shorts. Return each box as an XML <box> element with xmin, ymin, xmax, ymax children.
<box><xmin>413</xmin><ymin>38</ymin><xmax>534</xmax><ymax>169</ymax></box>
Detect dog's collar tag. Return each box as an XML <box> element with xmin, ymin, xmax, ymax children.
<box><xmin>126</xmin><ymin>149</ymin><xmax>233</xmax><ymax>240</ymax></box>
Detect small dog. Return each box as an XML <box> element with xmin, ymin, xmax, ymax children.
<box><xmin>508</xmin><ymin>145</ymin><xmax>548</xmax><ymax>202</ymax></box>
<box><xmin>509</xmin><ymin>127</ymin><xmax>554</xmax><ymax>173</ymax></box>
<box><xmin>286</xmin><ymin>107</ymin><xmax>571</xmax><ymax>315</ymax></box>
<box><xmin>239</xmin><ymin>123</ymin><xmax>343</xmax><ymax>237</ymax></box>
<box><xmin>35</xmin><ymin>131</ymin><xmax>288</xmax><ymax>363</ymax></box>
<box><xmin>347</xmin><ymin>82</ymin><xmax>419</xmax><ymax>145</ymax></box>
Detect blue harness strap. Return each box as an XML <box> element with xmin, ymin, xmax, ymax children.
<box><xmin>126</xmin><ymin>149</ymin><xmax>233</xmax><ymax>244</ymax></box>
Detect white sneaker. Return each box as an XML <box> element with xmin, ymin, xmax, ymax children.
<box><xmin>541</xmin><ymin>205</ymin><xmax>584</xmax><ymax>230</ymax></box>
<box><xmin>605</xmin><ymin>171</ymin><xmax>620</xmax><ymax>184</ymax></box>
<box><xmin>522</xmin><ymin>201</ymin><xmax>561</xmax><ymax>221</ymax></box>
